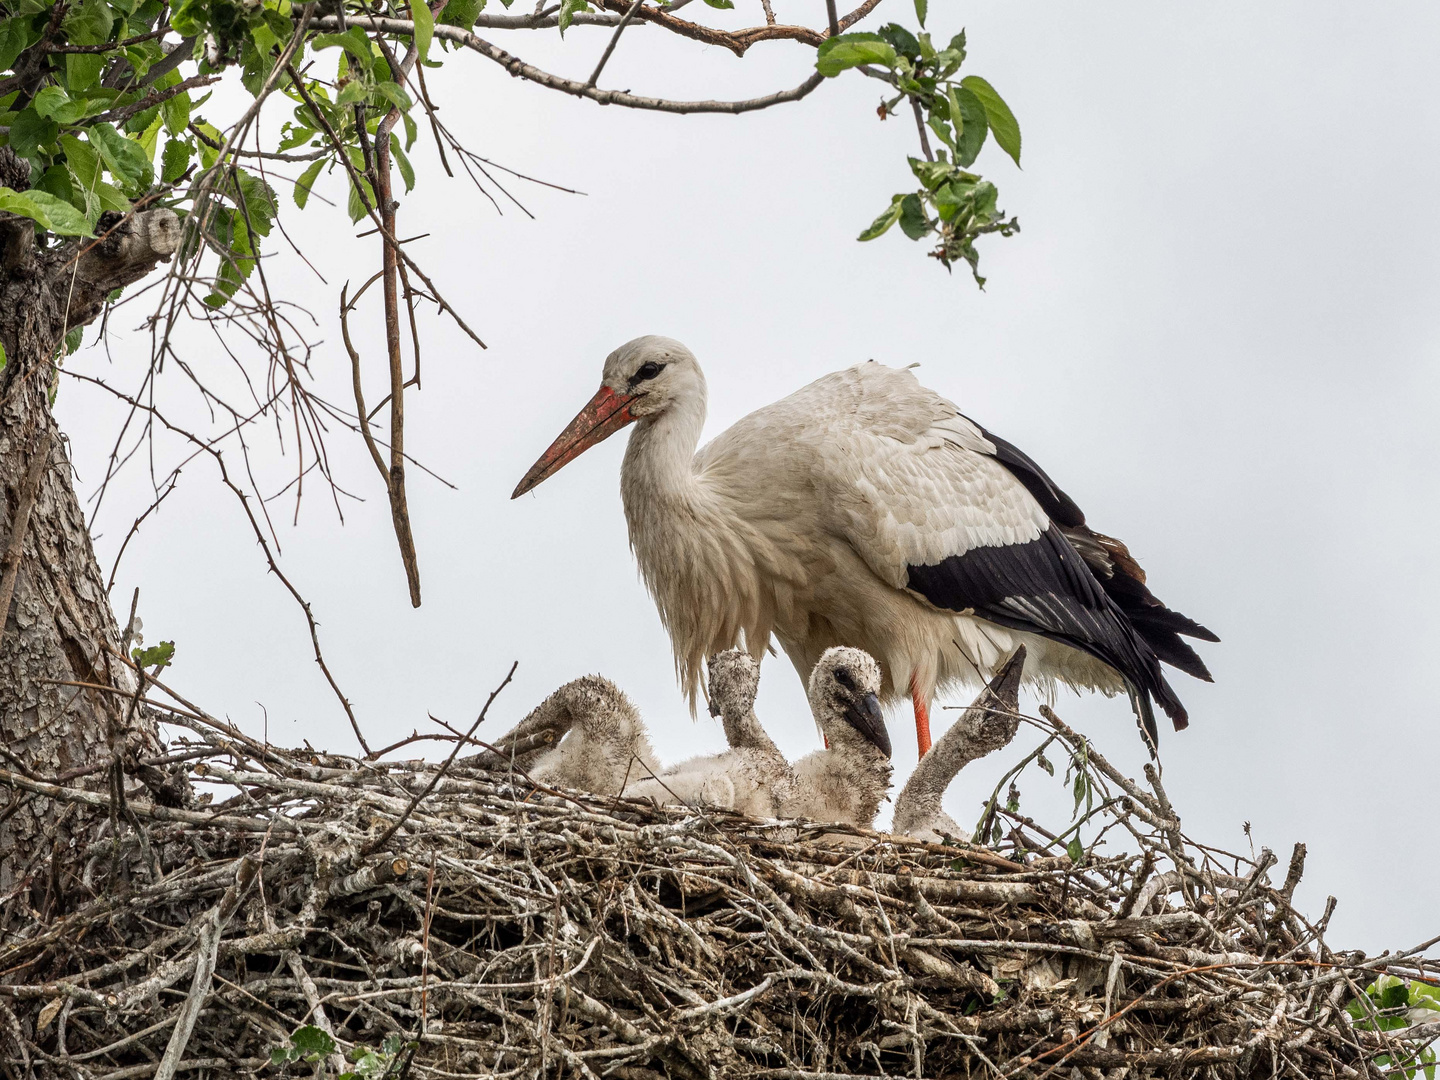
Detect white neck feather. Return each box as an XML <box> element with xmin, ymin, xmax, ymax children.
<box><xmin>620</xmin><ymin>390</ymin><xmax>770</xmax><ymax>708</ymax></box>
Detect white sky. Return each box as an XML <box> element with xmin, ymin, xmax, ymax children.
<box><xmin>61</xmin><ymin>2</ymin><xmax>1440</xmax><ymax>955</ymax></box>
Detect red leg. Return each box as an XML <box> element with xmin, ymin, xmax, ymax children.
<box><xmin>911</xmin><ymin>675</ymin><xmax>932</xmax><ymax>757</ymax></box>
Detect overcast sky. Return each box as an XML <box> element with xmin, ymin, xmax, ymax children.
<box><xmin>62</xmin><ymin>3</ymin><xmax>1439</xmax><ymax>955</ymax></box>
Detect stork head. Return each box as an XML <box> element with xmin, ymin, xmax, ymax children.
<box><xmin>512</xmin><ymin>336</ymin><xmax>704</xmax><ymax>498</ymax></box>
<box><xmin>808</xmin><ymin>647</ymin><xmax>890</xmax><ymax>759</ymax></box>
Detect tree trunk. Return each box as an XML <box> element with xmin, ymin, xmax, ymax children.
<box><xmin>0</xmin><ymin>146</ymin><xmax>180</xmax><ymax>917</ymax></box>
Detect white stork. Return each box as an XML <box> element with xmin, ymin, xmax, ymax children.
<box><xmin>512</xmin><ymin>336</ymin><xmax>1217</xmax><ymax>756</ymax></box>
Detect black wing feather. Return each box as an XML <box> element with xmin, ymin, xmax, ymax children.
<box><xmin>966</xmin><ymin>416</ymin><xmax>1218</xmax><ymax>678</ymax></box>
<box><xmin>907</xmin><ymin>525</ymin><xmax>1186</xmax><ymax>750</ymax></box>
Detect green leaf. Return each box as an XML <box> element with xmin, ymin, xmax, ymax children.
<box><xmin>290</xmin><ymin>1026</ymin><xmax>337</xmax><ymax>1058</ymax></box>
<box><xmin>64</xmin><ymin>52</ymin><xmax>104</xmax><ymax>91</ymax></box>
<box><xmin>439</xmin><ymin>0</ymin><xmax>483</xmax><ymax>30</ymax></box>
<box><xmin>64</xmin><ymin>324</ymin><xmax>83</xmax><ymax>355</ymax></box>
<box><xmin>31</xmin><ymin>86</ymin><xmax>88</xmax><ymax>125</ymax></box>
<box><xmin>374</xmin><ymin>80</ymin><xmax>412</xmax><ymax>114</ymax></box>
<box><xmin>391</xmin><ymin>134</ymin><xmax>414</xmax><ymax>193</ymax></box>
<box><xmin>857</xmin><ymin>194</ymin><xmax>903</xmax><ymax>241</ymax></box>
<box><xmin>702</xmin><ymin>0</ymin><xmax>734</xmax><ymax>7</ymax></box>
<box><xmin>913</xmin><ymin>0</ymin><xmax>926</xmax><ymax>26</ymax></box>
<box><xmin>898</xmin><ymin>191</ymin><xmax>928</xmax><ymax>239</ymax></box>
<box><xmin>816</xmin><ymin>32</ymin><xmax>897</xmax><ymax>77</ymax></box>
<box><xmin>162</xmin><ymin>90</ymin><xmax>192</xmax><ymax>136</ymax></box>
<box><xmin>0</xmin><ymin>187</ymin><xmax>94</xmax><ymax>235</ymax></box>
<box><xmin>1381</xmin><ymin>983</ymin><xmax>1411</xmax><ymax>1011</ymax></box>
<box><xmin>334</xmin><ymin>79</ymin><xmax>367</xmax><ymax>106</ymax></box>
<box><xmin>91</xmin><ymin>122</ymin><xmax>153</xmax><ymax>195</ymax></box>
<box><xmin>347</xmin><ymin>175</ymin><xmax>374</xmax><ymax>222</ymax></box>
<box><xmin>926</xmin><ymin>112</ymin><xmax>955</xmax><ymax>154</ymax></box>
<box><xmin>1066</xmin><ymin>838</ymin><xmax>1084</xmax><ymax>866</ymax></box>
<box><xmin>1411</xmin><ymin>984</ymin><xmax>1440</xmax><ymax>1009</ymax></box>
<box><xmin>557</xmin><ymin>0</ymin><xmax>590</xmax><ymax>34</ymax></box>
<box><xmin>132</xmin><ymin>641</ymin><xmax>175</xmax><ymax>670</ymax></box>
<box><xmin>232</xmin><ymin>168</ymin><xmax>277</xmax><ymax>237</ymax></box>
<box><xmin>1072</xmin><ymin>770</ymin><xmax>1088</xmax><ymax>816</ymax></box>
<box><xmin>33</xmin><ymin>163</ymin><xmax>76</xmax><ymax>207</ymax></box>
<box><xmin>63</xmin><ymin>0</ymin><xmax>115</xmax><ymax>45</ymax></box>
<box><xmin>961</xmin><ymin>74</ymin><xmax>1021</xmax><ymax>166</ymax></box>
<box><xmin>0</xmin><ymin>19</ymin><xmax>32</xmax><ymax>72</ymax></box>
<box><xmin>312</xmin><ymin>28</ymin><xmax>374</xmax><ymax>70</ymax></box>
<box><xmin>160</xmin><ymin>138</ymin><xmax>192</xmax><ymax>184</ymax></box>
<box><xmin>276</xmin><ymin>124</ymin><xmax>316</xmax><ymax>152</ymax></box>
<box><xmin>950</xmin><ymin>85</ymin><xmax>987</xmax><ymax>167</ymax></box>
<box><xmin>59</xmin><ymin>133</ymin><xmax>102</xmax><ymax>190</ymax></box>
<box><xmin>1036</xmin><ymin>751</ymin><xmax>1054</xmax><ymax>777</ymax></box>
<box><xmin>136</xmin><ymin>111</ymin><xmax>163</xmax><ymax>160</ymax></box>
<box><xmin>125</xmin><ymin>104</ymin><xmax>160</xmax><ymax>136</ymax></box>
<box><xmin>192</xmin><ymin>120</ymin><xmax>221</xmax><ymax>169</ymax></box>
<box><xmin>10</xmin><ymin>108</ymin><xmax>59</xmax><ymax>157</ymax></box>
<box><xmin>908</xmin><ymin>154</ymin><xmax>958</xmax><ymax>192</ymax></box>
<box><xmin>876</xmin><ymin>23</ymin><xmax>919</xmax><ymax>60</ymax></box>
<box><xmin>293</xmin><ymin>157</ymin><xmax>324</xmax><ymax>209</ymax></box>
<box><xmin>411</xmin><ymin>0</ymin><xmax>434</xmax><ymax>63</ymax></box>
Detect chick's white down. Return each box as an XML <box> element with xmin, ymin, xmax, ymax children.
<box><xmin>779</xmin><ymin>647</ymin><xmax>893</xmax><ymax>828</ymax></box>
<box><xmin>493</xmin><ymin>675</ymin><xmax>657</xmax><ymax>796</ymax></box>
<box><xmin>622</xmin><ymin>649</ymin><xmax>795</xmax><ymax>816</ymax></box>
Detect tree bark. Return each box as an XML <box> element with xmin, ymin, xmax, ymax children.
<box><xmin>0</xmin><ymin>147</ymin><xmax>179</xmax><ymax>912</ymax></box>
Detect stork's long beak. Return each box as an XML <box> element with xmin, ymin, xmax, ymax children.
<box><xmin>511</xmin><ymin>385</ymin><xmax>638</xmax><ymax>498</ymax></box>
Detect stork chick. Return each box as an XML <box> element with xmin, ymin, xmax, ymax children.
<box><xmin>894</xmin><ymin>646</ymin><xmax>1027</xmax><ymax>843</ymax></box>
<box><xmin>779</xmin><ymin>647</ymin><xmax>893</xmax><ymax>828</ymax></box>
<box><xmin>623</xmin><ymin>650</ymin><xmax>795</xmax><ymax>816</ymax></box>
<box><xmin>491</xmin><ymin>675</ymin><xmax>658</xmax><ymax>796</ymax></box>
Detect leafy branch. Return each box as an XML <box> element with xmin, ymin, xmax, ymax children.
<box><xmin>816</xmin><ymin>11</ymin><xmax>1022</xmax><ymax>283</ymax></box>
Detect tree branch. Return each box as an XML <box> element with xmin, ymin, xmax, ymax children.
<box><xmin>309</xmin><ymin>15</ymin><xmax>828</xmax><ymax>114</ymax></box>
<box><xmin>61</xmin><ymin>209</ymin><xmax>182</xmax><ymax>329</ymax></box>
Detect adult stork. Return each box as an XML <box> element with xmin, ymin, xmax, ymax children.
<box><xmin>512</xmin><ymin>336</ymin><xmax>1217</xmax><ymax>755</ymax></box>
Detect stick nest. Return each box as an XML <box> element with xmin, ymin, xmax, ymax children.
<box><xmin>1</xmin><ymin>704</ymin><xmax>1436</xmax><ymax>1080</ymax></box>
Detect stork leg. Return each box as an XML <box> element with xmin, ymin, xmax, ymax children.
<box><xmin>911</xmin><ymin>675</ymin><xmax>932</xmax><ymax>757</ymax></box>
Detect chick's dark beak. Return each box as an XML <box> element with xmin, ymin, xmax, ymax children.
<box><xmin>843</xmin><ymin>691</ymin><xmax>891</xmax><ymax>759</ymax></box>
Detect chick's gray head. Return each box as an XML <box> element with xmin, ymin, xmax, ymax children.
<box><xmin>707</xmin><ymin>648</ymin><xmax>760</xmax><ymax>718</ymax></box>
<box><xmin>808</xmin><ymin>647</ymin><xmax>890</xmax><ymax>758</ymax></box>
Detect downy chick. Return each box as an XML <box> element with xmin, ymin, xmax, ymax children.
<box><xmin>487</xmin><ymin>675</ymin><xmax>657</xmax><ymax>796</ymax></box>
<box><xmin>778</xmin><ymin>647</ymin><xmax>892</xmax><ymax>827</ymax></box>
<box><xmin>893</xmin><ymin>646</ymin><xmax>1025</xmax><ymax>842</ymax></box>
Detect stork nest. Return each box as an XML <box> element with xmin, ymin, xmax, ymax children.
<box><xmin>1</xmin><ymin>695</ymin><xmax>1436</xmax><ymax>1080</ymax></box>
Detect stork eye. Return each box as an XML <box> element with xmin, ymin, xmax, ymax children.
<box><xmin>834</xmin><ymin>667</ymin><xmax>855</xmax><ymax>690</ymax></box>
<box><xmin>634</xmin><ymin>361</ymin><xmax>664</xmax><ymax>382</ymax></box>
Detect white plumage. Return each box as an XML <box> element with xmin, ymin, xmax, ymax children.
<box><xmin>514</xmin><ymin>337</ymin><xmax>1216</xmax><ymax>755</ymax></box>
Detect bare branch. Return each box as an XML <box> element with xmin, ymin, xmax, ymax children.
<box><xmin>309</xmin><ymin>15</ymin><xmax>829</xmax><ymax>114</ymax></box>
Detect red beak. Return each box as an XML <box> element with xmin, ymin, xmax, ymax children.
<box><xmin>511</xmin><ymin>385</ymin><xmax>638</xmax><ymax>498</ymax></box>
